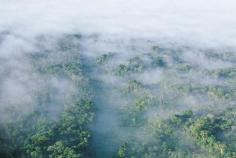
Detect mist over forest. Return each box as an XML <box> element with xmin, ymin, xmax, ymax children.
<box><xmin>0</xmin><ymin>0</ymin><xmax>236</xmax><ymax>158</ymax></box>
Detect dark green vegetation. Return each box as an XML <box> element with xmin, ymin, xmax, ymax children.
<box><xmin>0</xmin><ymin>35</ymin><xmax>236</xmax><ymax>158</ymax></box>
<box><xmin>115</xmin><ymin>108</ymin><xmax>236</xmax><ymax>158</ymax></box>
<box><xmin>0</xmin><ymin>35</ymin><xmax>93</xmax><ymax>158</ymax></box>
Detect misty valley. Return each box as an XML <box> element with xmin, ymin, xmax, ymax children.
<box><xmin>0</xmin><ymin>34</ymin><xmax>236</xmax><ymax>158</ymax></box>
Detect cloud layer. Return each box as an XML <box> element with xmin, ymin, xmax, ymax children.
<box><xmin>1</xmin><ymin>0</ymin><xmax>236</xmax><ymax>48</ymax></box>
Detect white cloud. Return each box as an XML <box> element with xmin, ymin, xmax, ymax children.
<box><xmin>0</xmin><ymin>0</ymin><xmax>236</xmax><ymax>47</ymax></box>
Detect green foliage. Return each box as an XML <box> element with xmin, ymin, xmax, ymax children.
<box><xmin>206</xmin><ymin>85</ymin><xmax>233</xmax><ymax>100</ymax></box>
<box><xmin>96</xmin><ymin>53</ymin><xmax>114</xmax><ymax>65</ymax></box>
<box><xmin>152</xmin><ymin>46</ymin><xmax>165</xmax><ymax>52</ymax></box>
<box><xmin>116</xmin><ymin>56</ymin><xmax>144</xmax><ymax>75</ymax></box>
<box><xmin>176</xmin><ymin>64</ymin><xmax>192</xmax><ymax>72</ymax></box>
<box><xmin>213</xmin><ymin>67</ymin><xmax>236</xmax><ymax>79</ymax></box>
<box><xmin>170</xmin><ymin>110</ymin><xmax>193</xmax><ymax>126</ymax></box>
<box><xmin>0</xmin><ymin>126</ymin><xmax>13</xmax><ymax>158</ymax></box>
<box><xmin>152</xmin><ymin>56</ymin><xmax>166</xmax><ymax>67</ymax></box>
<box><xmin>58</xmin><ymin>34</ymin><xmax>80</xmax><ymax>51</ymax></box>
<box><xmin>116</xmin><ymin>64</ymin><xmax>129</xmax><ymax>76</ymax></box>
<box><xmin>58</xmin><ymin>100</ymin><xmax>93</xmax><ymax>150</ymax></box>
<box><xmin>128</xmin><ymin>57</ymin><xmax>145</xmax><ymax>72</ymax></box>
<box><xmin>4</xmin><ymin>100</ymin><xmax>93</xmax><ymax>158</ymax></box>
<box><xmin>117</xmin><ymin>143</ymin><xmax>128</xmax><ymax>158</ymax></box>
<box><xmin>116</xmin><ymin>108</ymin><xmax>236</xmax><ymax>158</ymax></box>
<box><xmin>0</xmin><ymin>37</ymin><xmax>93</xmax><ymax>158</ymax></box>
<box><xmin>47</xmin><ymin>141</ymin><xmax>81</xmax><ymax>158</ymax></box>
<box><xmin>189</xmin><ymin>114</ymin><xmax>234</xmax><ymax>157</ymax></box>
<box><xmin>1</xmin><ymin>35</ymin><xmax>236</xmax><ymax>158</ymax></box>
<box><xmin>173</xmin><ymin>83</ymin><xmax>233</xmax><ymax>100</ymax></box>
<box><xmin>43</xmin><ymin>61</ymin><xmax>81</xmax><ymax>76</ymax></box>
<box><xmin>125</xmin><ymin>80</ymin><xmax>143</xmax><ymax>93</ymax></box>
